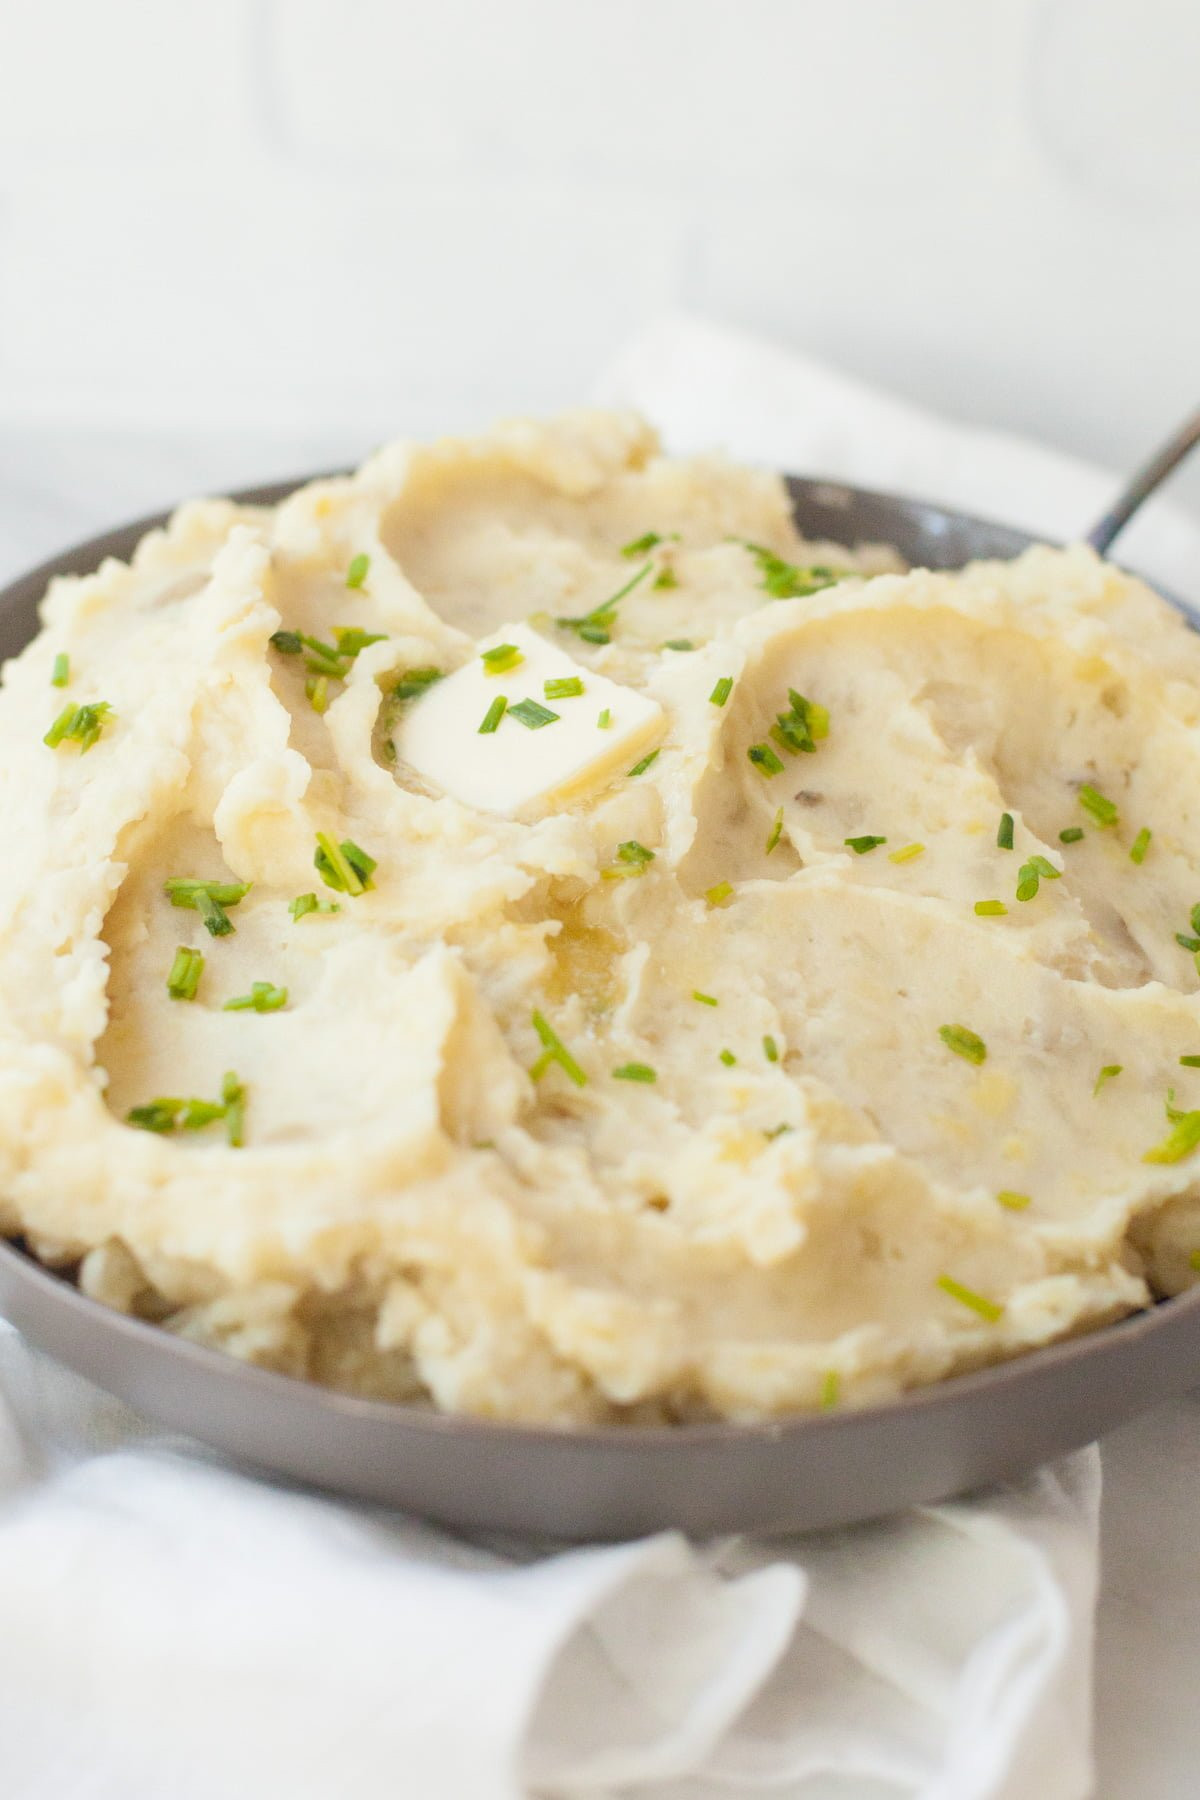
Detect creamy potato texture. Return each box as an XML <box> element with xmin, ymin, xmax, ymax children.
<box><xmin>1</xmin><ymin>411</ymin><xmax>1198</xmax><ymax>1423</ymax></box>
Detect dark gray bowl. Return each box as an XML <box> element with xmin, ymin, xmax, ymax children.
<box><xmin>0</xmin><ymin>474</ymin><xmax>1196</xmax><ymax>1541</ymax></box>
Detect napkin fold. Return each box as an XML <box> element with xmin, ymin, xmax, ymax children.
<box><xmin>6</xmin><ymin>313</ymin><xmax>1188</xmax><ymax>1800</ymax></box>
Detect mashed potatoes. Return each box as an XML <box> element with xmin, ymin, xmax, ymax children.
<box><xmin>0</xmin><ymin>411</ymin><xmax>1198</xmax><ymax>1424</ymax></box>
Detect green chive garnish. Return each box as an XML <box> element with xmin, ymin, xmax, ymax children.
<box><xmin>530</xmin><ymin>1010</ymin><xmax>587</xmax><ymax>1088</ymax></box>
<box><xmin>51</xmin><ymin>653</ymin><xmax>69</xmax><ymax>688</ymax></box>
<box><xmin>765</xmin><ymin>807</ymin><xmax>784</xmax><ymax>856</ymax></box>
<box><xmin>763</xmin><ymin>1035</ymin><xmax>779</xmax><ymax>1063</ymax></box>
<box><xmin>1059</xmin><ymin>827</ymin><xmax>1084</xmax><ymax>844</ymax></box>
<box><xmin>705</xmin><ymin>881</ymin><xmax>734</xmax><ymax>908</ymax></box>
<box><xmin>1143</xmin><ymin>1110</ymin><xmax>1200</xmax><ymax>1165</ymax></box>
<box><xmin>1079</xmin><ymin>784</ymin><xmax>1119</xmax><ymax>828</ymax></box>
<box><xmin>662</xmin><ymin>639</ymin><xmax>693</xmax><ymax>652</ymax></box>
<box><xmin>164</xmin><ymin>877</ymin><xmax>251</xmax><ymax>938</ymax></box>
<box><xmin>314</xmin><ymin>833</ymin><xmax>376</xmax><ymax>896</ymax></box>
<box><xmin>770</xmin><ymin>689</ymin><xmax>829</xmax><ymax>756</ymax></box>
<box><xmin>223</xmin><ymin>981</ymin><xmax>287</xmax><ymax>1013</ymax></box>
<box><xmin>617</xmin><ymin>840</ymin><xmax>655</xmax><ymax>867</ymax></box>
<box><xmin>482</xmin><ymin>643</ymin><xmax>523</xmax><ymax>676</ymax></box>
<box><xmin>222</xmin><ymin>1071</ymin><xmax>246</xmax><ymax>1147</ymax></box>
<box><xmin>166</xmin><ymin>946</ymin><xmax>204</xmax><ymax>1002</ymax></box>
<box><xmin>939</xmin><ymin>1024</ymin><xmax>987</xmax><ymax>1065</ymax></box>
<box><xmin>1016</xmin><ymin>856</ymin><xmax>1061</xmax><ymax>901</ymax></box>
<box><xmin>1094</xmin><ymin>1064</ymin><xmax>1123</xmax><ymax>1095</ymax></box>
<box><xmin>1190</xmin><ymin>1250</ymin><xmax>1200</xmax><ymax>1272</ymax></box>
<box><xmin>544</xmin><ymin>676</ymin><xmax>584</xmax><ymax>699</ymax></box>
<box><xmin>845</xmin><ymin>835</ymin><xmax>886</xmax><ymax>855</ymax></box>
<box><xmin>719</xmin><ymin>1048</ymin><xmax>736</xmax><ymax>1066</ymax></box>
<box><xmin>621</xmin><ymin>531</ymin><xmax>665</xmax><ymax>557</ymax></box>
<box><xmin>709</xmin><ymin>676</ymin><xmax>733</xmax><ymax>707</ymax></box>
<box><xmin>1175</xmin><ymin>933</ymin><xmax>1200</xmax><ymax>953</ymax></box>
<box><xmin>974</xmin><ymin>900</ymin><xmax>1007</xmax><ymax>916</ymax></box>
<box><xmin>628</xmin><ymin>748</ymin><xmax>660</xmax><ymax>778</ymax></box>
<box><xmin>393</xmin><ymin>668</ymin><xmax>443</xmax><ymax>702</ymax></box>
<box><xmin>820</xmin><ymin>1370</ymin><xmax>840</xmax><ymax>1410</ymax></box>
<box><xmin>748</xmin><ymin>743</ymin><xmax>785</xmax><ymax>777</ymax></box>
<box><xmin>1180</xmin><ymin>1055</ymin><xmax>1200</xmax><ymax>1068</ymax></box>
<box><xmin>270</xmin><ymin>630</ymin><xmax>303</xmax><ymax>655</ymax></box>
<box><xmin>889</xmin><ymin>843</ymin><xmax>924</xmax><ymax>864</ymax></box>
<box><xmin>44</xmin><ymin>701</ymin><xmax>114</xmax><ymax>753</ymax></box>
<box><xmin>128</xmin><ymin>1097</ymin><xmax>226</xmax><ymax>1134</ymax></box>
<box><xmin>305</xmin><ymin>675</ymin><xmax>329</xmax><ymax>714</ymax></box>
<box><xmin>997</xmin><ymin>1190</ymin><xmax>1031</xmax><ymax>1211</ymax></box>
<box><xmin>556</xmin><ymin>563</ymin><xmax>653</xmax><ymax>643</ymax></box>
<box><xmin>345</xmin><ymin>553</ymin><xmax>370</xmax><ymax>589</ymax></box>
<box><xmin>509</xmin><ymin>698</ymin><xmax>559</xmax><ymax>729</ymax></box>
<box><xmin>597</xmin><ymin>708</ymin><xmax>612</xmax><ymax>729</ymax></box>
<box><xmin>289</xmin><ymin>892</ymin><xmax>339</xmax><ymax>920</ymax></box>
<box><xmin>997</xmin><ymin>812</ymin><xmax>1014</xmax><ymax>850</ymax></box>
<box><xmin>1129</xmin><ymin>828</ymin><xmax>1152</xmax><ymax>865</ymax></box>
<box><xmin>331</xmin><ymin>627</ymin><xmax>387</xmax><ymax>657</ymax></box>
<box><xmin>613</xmin><ymin>1062</ymin><xmax>657</xmax><ymax>1083</ymax></box>
<box><xmin>937</xmin><ymin>1273</ymin><xmax>1003</xmax><ymax>1323</ymax></box>
<box><xmin>692</xmin><ymin>990</ymin><xmax>718</xmax><ymax>1007</ymax></box>
<box><xmin>737</xmin><ymin>541</ymin><xmax>842</xmax><ymax>599</ymax></box>
<box><xmin>654</xmin><ymin>567</ymin><xmax>679</xmax><ymax>590</ymax></box>
<box><xmin>478</xmin><ymin>695</ymin><xmax>507</xmax><ymax>734</ymax></box>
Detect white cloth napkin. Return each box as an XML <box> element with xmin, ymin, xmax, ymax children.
<box><xmin>8</xmin><ymin>315</ymin><xmax>1199</xmax><ymax>1800</ymax></box>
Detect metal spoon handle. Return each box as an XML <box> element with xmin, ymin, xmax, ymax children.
<box><xmin>1086</xmin><ymin>406</ymin><xmax>1200</xmax><ymax>555</ymax></box>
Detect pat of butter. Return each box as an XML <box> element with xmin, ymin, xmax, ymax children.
<box><xmin>393</xmin><ymin>623</ymin><xmax>665</xmax><ymax>819</ymax></box>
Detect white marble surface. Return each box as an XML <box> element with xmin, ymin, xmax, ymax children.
<box><xmin>1</xmin><ymin>421</ymin><xmax>1198</xmax><ymax>1800</ymax></box>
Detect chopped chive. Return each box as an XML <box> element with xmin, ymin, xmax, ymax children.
<box><xmin>997</xmin><ymin>812</ymin><xmax>1014</xmax><ymax>850</ymax></box>
<box><xmin>51</xmin><ymin>653</ymin><xmax>69</xmax><ymax>688</ymax></box>
<box><xmin>306</xmin><ymin>674</ymin><xmax>329</xmax><ymax>714</ymax></box>
<box><xmin>223</xmin><ymin>981</ymin><xmax>288</xmax><ymax>1014</ymax></box>
<box><xmin>597</xmin><ymin>708</ymin><xmax>612</xmax><ymax>730</ymax></box>
<box><xmin>627</xmin><ymin>748</ymin><xmax>660</xmax><ymax>777</ymax></box>
<box><xmin>164</xmin><ymin>877</ymin><xmax>251</xmax><ymax>938</ymax></box>
<box><xmin>770</xmin><ymin>689</ymin><xmax>829</xmax><ymax>756</ymax></box>
<box><xmin>544</xmin><ymin>676</ymin><xmax>584</xmax><ymax>700</ymax></box>
<box><xmin>997</xmin><ymin>1190</ymin><xmax>1031</xmax><ymax>1211</ymax></box>
<box><xmin>621</xmin><ymin>531</ymin><xmax>665</xmax><ymax>557</ymax></box>
<box><xmin>937</xmin><ymin>1273</ymin><xmax>1004</xmax><ymax>1323</ymax></box>
<box><xmin>845</xmin><ymin>835</ymin><xmax>886</xmax><ymax>855</ymax></box>
<box><xmin>1190</xmin><ymin>1249</ymin><xmax>1200</xmax><ymax>1272</ymax></box>
<box><xmin>974</xmin><ymin>900</ymin><xmax>1008</xmax><ymax>917</ymax></box>
<box><xmin>709</xmin><ymin>676</ymin><xmax>734</xmax><ymax>707</ymax></box>
<box><xmin>481</xmin><ymin>642</ymin><xmax>523</xmax><ymax>676</ymax></box>
<box><xmin>1016</xmin><ymin>862</ymin><xmax>1042</xmax><ymax>902</ymax></box>
<box><xmin>1143</xmin><ymin>1109</ymin><xmax>1200</xmax><ymax>1165</ymax></box>
<box><xmin>737</xmin><ymin>541</ymin><xmax>843</xmax><ymax>599</ymax></box>
<box><xmin>1059</xmin><ymin>827</ymin><xmax>1085</xmax><ymax>844</ymax></box>
<box><xmin>889</xmin><ymin>843</ymin><xmax>925</xmax><ymax>864</ymax></box>
<box><xmin>393</xmin><ymin>667</ymin><xmax>443</xmax><ymax>703</ymax></box>
<box><xmin>765</xmin><ymin>807</ymin><xmax>784</xmax><ymax>856</ymax></box>
<box><xmin>345</xmin><ymin>553</ymin><xmax>370</xmax><ymax>589</ymax></box>
<box><xmin>616</xmin><ymin>840</ymin><xmax>655</xmax><ymax>867</ymax></box>
<box><xmin>613</xmin><ymin>1062</ymin><xmax>657</xmax><ymax>1083</ymax></box>
<box><xmin>748</xmin><ymin>742</ymin><xmax>785</xmax><ymax>777</ymax></box>
<box><xmin>166</xmin><ymin>946</ymin><xmax>204</xmax><ymax>1002</ymax></box>
<box><xmin>127</xmin><ymin>1096</ymin><xmax>225</xmax><ymax>1135</ymax></box>
<box><xmin>1028</xmin><ymin>855</ymin><xmax>1061</xmax><ymax>879</ymax></box>
<box><xmin>44</xmin><ymin>700</ymin><xmax>114</xmax><ymax>753</ymax></box>
<box><xmin>270</xmin><ymin>629</ymin><xmax>304</xmax><ymax>655</ymax></box>
<box><xmin>719</xmin><ymin>1048</ymin><xmax>737</xmax><ymax>1066</ymax></box>
<box><xmin>221</xmin><ymin>1071</ymin><xmax>246</xmax><ymax>1147</ymax></box>
<box><xmin>1180</xmin><ymin>1055</ymin><xmax>1200</xmax><ymax>1068</ymax></box>
<box><xmin>330</xmin><ymin>627</ymin><xmax>387</xmax><ymax>658</ymax></box>
<box><xmin>509</xmin><ymin>698</ymin><xmax>559</xmax><ymax>730</ymax></box>
<box><xmin>556</xmin><ymin>562</ymin><xmax>653</xmax><ymax>641</ymax></box>
<box><xmin>705</xmin><ymin>881</ymin><xmax>734</xmax><ymax>909</ymax></box>
<box><xmin>820</xmin><ymin>1370</ymin><xmax>840</xmax><ymax>1410</ymax></box>
<box><xmin>1094</xmin><ymin>1064</ymin><xmax>1123</xmax><ymax>1095</ymax></box>
<box><xmin>1079</xmin><ymin>783</ymin><xmax>1119</xmax><ymax>828</ymax></box>
<box><xmin>300</xmin><ymin>636</ymin><xmax>348</xmax><ymax>679</ymax></box>
<box><xmin>939</xmin><ymin>1023</ymin><xmax>987</xmax><ymax>1065</ymax></box>
<box><xmin>478</xmin><ymin>695</ymin><xmax>507</xmax><ymax>734</ymax></box>
<box><xmin>763</xmin><ymin>1035</ymin><xmax>779</xmax><ymax>1063</ymax></box>
<box><xmin>654</xmin><ymin>567</ymin><xmax>679</xmax><ymax>591</ymax></box>
<box><xmin>314</xmin><ymin>833</ymin><xmax>376</xmax><ymax>896</ymax></box>
<box><xmin>1129</xmin><ymin>828</ymin><xmax>1152</xmax><ymax>865</ymax></box>
<box><xmin>692</xmin><ymin>990</ymin><xmax>718</xmax><ymax>1007</ymax></box>
<box><xmin>530</xmin><ymin>1009</ymin><xmax>587</xmax><ymax>1087</ymax></box>
<box><xmin>662</xmin><ymin>638</ymin><xmax>693</xmax><ymax>652</ymax></box>
<box><xmin>1175</xmin><ymin>934</ymin><xmax>1200</xmax><ymax>953</ymax></box>
<box><xmin>289</xmin><ymin>892</ymin><xmax>339</xmax><ymax>920</ymax></box>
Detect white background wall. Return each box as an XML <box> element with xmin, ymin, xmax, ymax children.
<box><xmin>0</xmin><ymin>0</ymin><xmax>1196</xmax><ymax>512</ymax></box>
